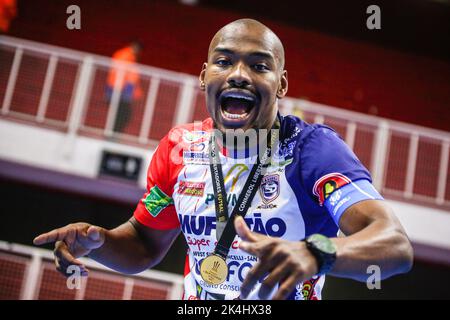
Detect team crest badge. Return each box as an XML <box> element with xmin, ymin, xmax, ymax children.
<box><xmin>260</xmin><ymin>174</ymin><xmax>280</xmax><ymax>204</ymax></box>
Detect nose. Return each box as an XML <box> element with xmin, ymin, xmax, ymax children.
<box><xmin>227</xmin><ymin>62</ymin><xmax>251</xmax><ymax>88</ymax></box>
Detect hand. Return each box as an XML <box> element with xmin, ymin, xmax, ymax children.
<box><xmin>33</xmin><ymin>223</ymin><xmax>105</xmax><ymax>277</ymax></box>
<box><xmin>234</xmin><ymin>216</ymin><xmax>319</xmax><ymax>300</ymax></box>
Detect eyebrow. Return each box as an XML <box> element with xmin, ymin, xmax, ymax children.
<box><xmin>213</xmin><ymin>47</ymin><xmax>275</xmax><ymax>62</ymax></box>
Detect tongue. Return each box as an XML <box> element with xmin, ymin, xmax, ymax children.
<box><xmin>224</xmin><ymin>99</ymin><xmax>249</xmax><ymax>115</ymax></box>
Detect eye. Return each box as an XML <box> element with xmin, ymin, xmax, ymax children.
<box><xmin>253</xmin><ymin>63</ymin><xmax>270</xmax><ymax>72</ymax></box>
<box><xmin>215</xmin><ymin>59</ymin><xmax>231</xmax><ymax>67</ymax></box>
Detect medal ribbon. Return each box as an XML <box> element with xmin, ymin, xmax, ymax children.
<box><xmin>209</xmin><ymin>125</ymin><xmax>279</xmax><ymax>260</ymax></box>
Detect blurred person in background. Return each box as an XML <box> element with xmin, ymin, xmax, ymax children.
<box><xmin>106</xmin><ymin>41</ymin><xmax>144</xmax><ymax>134</ymax></box>
<box><xmin>0</xmin><ymin>0</ymin><xmax>17</xmax><ymax>34</ymax></box>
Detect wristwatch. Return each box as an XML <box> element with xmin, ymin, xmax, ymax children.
<box><xmin>304</xmin><ymin>234</ymin><xmax>337</xmax><ymax>276</ymax></box>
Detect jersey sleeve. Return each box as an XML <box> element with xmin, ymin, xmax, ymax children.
<box><xmin>133</xmin><ymin>134</ymin><xmax>180</xmax><ymax>230</ymax></box>
<box><xmin>300</xmin><ymin>125</ymin><xmax>383</xmax><ymax>225</ymax></box>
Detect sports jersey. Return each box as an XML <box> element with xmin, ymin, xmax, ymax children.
<box><xmin>133</xmin><ymin>114</ymin><xmax>383</xmax><ymax>300</ymax></box>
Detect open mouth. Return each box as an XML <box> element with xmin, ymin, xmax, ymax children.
<box><xmin>219</xmin><ymin>91</ymin><xmax>256</xmax><ymax>125</ymax></box>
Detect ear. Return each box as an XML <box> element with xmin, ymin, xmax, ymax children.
<box><xmin>199</xmin><ymin>62</ymin><xmax>208</xmax><ymax>91</ymax></box>
<box><xmin>276</xmin><ymin>70</ymin><xmax>288</xmax><ymax>99</ymax></box>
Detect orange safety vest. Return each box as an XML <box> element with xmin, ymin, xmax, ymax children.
<box><xmin>0</xmin><ymin>0</ymin><xmax>17</xmax><ymax>33</ymax></box>
<box><xmin>107</xmin><ymin>46</ymin><xmax>142</xmax><ymax>99</ymax></box>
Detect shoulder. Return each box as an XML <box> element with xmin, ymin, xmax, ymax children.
<box><xmin>153</xmin><ymin>118</ymin><xmax>213</xmax><ymax>166</ymax></box>
<box><xmin>165</xmin><ymin>118</ymin><xmax>213</xmax><ymax>146</ymax></box>
<box><xmin>279</xmin><ymin>114</ymin><xmax>339</xmax><ymax>147</ymax></box>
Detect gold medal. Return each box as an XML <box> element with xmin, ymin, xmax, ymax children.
<box><xmin>200</xmin><ymin>254</ymin><xmax>228</xmax><ymax>285</ymax></box>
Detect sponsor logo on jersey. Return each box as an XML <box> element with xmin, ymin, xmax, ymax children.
<box><xmin>289</xmin><ymin>126</ymin><xmax>301</xmax><ymax>140</ymax></box>
<box><xmin>189</xmin><ymin>142</ymin><xmax>207</xmax><ymax>152</ymax></box>
<box><xmin>187</xmin><ymin>236</ymin><xmax>212</xmax><ymax>251</ymax></box>
<box><xmin>272</xmin><ymin>140</ymin><xmax>296</xmax><ymax>167</ymax></box>
<box><xmin>181</xmin><ymin>132</ymin><xmax>210</xmax><ymax>165</ymax></box>
<box><xmin>178</xmin><ymin>181</ymin><xmax>205</xmax><ymax>197</ymax></box>
<box><xmin>297</xmin><ymin>276</ymin><xmax>320</xmax><ymax>300</ymax></box>
<box><xmin>276</xmin><ymin>141</ymin><xmax>296</xmax><ymax>159</ymax></box>
<box><xmin>179</xmin><ymin>213</ymin><xmax>286</xmax><ymax>237</ymax></box>
<box><xmin>225</xmin><ymin>164</ymin><xmax>249</xmax><ymax>192</ymax></box>
<box><xmin>195</xmin><ymin>259</ymin><xmax>254</xmax><ymax>285</ymax></box>
<box><xmin>182</xmin><ymin>130</ymin><xmax>209</xmax><ymax>143</ymax></box>
<box><xmin>256</xmin><ymin>203</ymin><xmax>278</xmax><ymax>210</ymax></box>
<box><xmin>328</xmin><ymin>189</ymin><xmax>342</xmax><ymax>206</ymax></box>
<box><xmin>183</xmin><ymin>150</ymin><xmax>209</xmax><ymax>165</ymax></box>
<box><xmin>312</xmin><ymin>173</ymin><xmax>352</xmax><ymax>206</ymax></box>
<box><xmin>205</xmin><ymin>193</ymin><xmax>238</xmax><ymax>206</ymax></box>
<box><xmin>142</xmin><ymin>185</ymin><xmax>173</xmax><ymax>217</ymax></box>
<box><xmin>260</xmin><ymin>174</ymin><xmax>280</xmax><ymax>204</ymax></box>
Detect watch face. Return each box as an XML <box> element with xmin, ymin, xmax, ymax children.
<box><xmin>309</xmin><ymin>234</ymin><xmax>337</xmax><ymax>255</ymax></box>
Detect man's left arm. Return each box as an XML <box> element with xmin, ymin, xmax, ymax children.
<box><xmin>329</xmin><ymin>199</ymin><xmax>413</xmax><ymax>281</ymax></box>
<box><xmin>237</xmin><ymin>126</ymin><xmax>414</xmax><ymax>299</ymax></box>
<box><xmin>235</xmin><ymin>200</ymin><xmax>413</xmax><ymax>300</ymax></box>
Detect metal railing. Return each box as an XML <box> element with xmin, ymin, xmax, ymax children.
<box><xmin>0</xmin><ymin>35</ymin><xmax>449</xmax><ymax>209</ymax></box>
<box><xmin>0</xmin><ymin>241</ymin><xmax>184</xmax><ymax>300</ymax></box>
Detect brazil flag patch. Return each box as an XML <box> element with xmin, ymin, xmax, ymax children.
<box><xmin>142</xmin><ymin>185</ymin><xmax>174</xmax><ymax>217</ymax></box>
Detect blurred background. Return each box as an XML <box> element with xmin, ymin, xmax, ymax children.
<box><xmin>0</xmin><ymin>0</ymin><xmax>449</xmax><ymax>300</ymax></box>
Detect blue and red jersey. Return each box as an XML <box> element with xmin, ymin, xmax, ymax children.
<box><xmin>133</xmin><ymin>114</ymin><xmax>383</xmax><ymax>300</ymax></box>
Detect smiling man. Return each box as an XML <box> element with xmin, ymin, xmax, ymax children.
<box><xmin>200</xmin><ymin>19</ymin><xmax>286</xmax><ymax>132</ymax></box>
<box><xmin>34</xmin><ymin>19</ymin><xmax>413</xmax><ymax>300</ymax></box>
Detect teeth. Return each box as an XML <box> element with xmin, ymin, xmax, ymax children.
<box><xmin>224</xmin><ymin>111</ymin><xmax>248</xmax><ymax>119</ymax></box>
<box><xmin>222</xmin><ymin>92</ymin><xmax>255</xmax><ymax>102</ymax></box>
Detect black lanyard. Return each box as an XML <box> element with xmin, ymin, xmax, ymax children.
<box><xmin>208</xmin><ymin>127</ymin><xmax>278</xmax><ymax>260</ymax></box>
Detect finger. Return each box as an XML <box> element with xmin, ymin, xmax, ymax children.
<box><xmin>65</xmin><ymin>228</ymin><xmax>77</xmax><ymax>249</ymax></box>
<box><xmin>272</xmin><ymin>272</ymin><xmax>303</xmax><ymax>300</ymax></box>
<box><xmin>239</xmin><ymin>240</ymin><xmax>258</xmax><ymax>256</ymax></box>
<box><xmin>56</xmin><ymin>259</ymin><xmax>89</xmax><ymax>277</ymax></box>
<box><xmin>54</xmin><ymin>251</ymin><xmax>72</xmax><ymax>278</ymax></box>
<box><xmin>77</xmin><ymin>226</ymin><xmax>104</xmax><ymax>250</ymax></box>
<box><xmin>55</xmin><ymin>256</ymin><xmax>66</xmax><ymax>277</ymax></box>
<box><xmin>258</xmin><ymin>263</ymin><xmax>289</xmax><ymax>299</ymax></box>
<box><xmin>34</xmin><ymin>228</ymin><xmax>69</xmax><ymax>245</ymax></box>
<box><xmin>239</xmin><ymin>237</ymin><xmax>275</xmax><ymax>257</ymax></box>
<box><xmin>240</xmin><ymin>260</ymin><xmax>271</xmax><ymax>299</ymax></box>
<box><xmin>87</xmin><ymin>225</ymin><xmax>105</xmax><ymax>244</ymax></box>
<box><xmin>61</xmin><ymin>261</ymin><xmax>89</xmax><ymax>277</ymax></box>
<box><xmin>80</xmin><ymin>268</ymin><xmax>89</xmax><ymax>277</ymax></box>
<box><xmin>87</xmin><ymin>226</ymin><xmax>101</xmax><ymax>241</ymax></box>
<box><xmin>59</xmin><ymin>258</ymin><xmax>89</xmax><ymax>277</ymax></box>
<box><xmin>234</xmin><ymin>216</ymin><xmax>264</xmax><ymax>243</ymax></box>
<box><xmin>55</xmin><ymin>254</ymin><xmax>89</xmax><ymax>277</ymax></box>
<box><xmin>241</xmin><ymin>248</ymin><xmax>285</xmax><ymax>299</ymax></box>
<box><xmin>54</xmin><ymin>241</ymin><xmax>90</xmax><ymax>278</ymax></box>
<box><xmin>54</xmin><ymin>241</ymin><xmax>84</xmax><ymax>267</ymax></box>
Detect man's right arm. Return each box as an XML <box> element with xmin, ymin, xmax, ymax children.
<box><xmin>89</xmin><ymin>217</ymin><xmax>180</xmax><ymax>274</ymax></box>
<box><xmin>34</xmin><ymin>131</ymin><xmax>182</xmax><ymax>277</ymax></box>
<box><xmin>33</xmin><ymin>217</ymin><xmax>180</xmax><ymax>276</ymax></box>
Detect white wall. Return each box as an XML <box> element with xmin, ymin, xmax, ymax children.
<box><xmin>387</xmin><ymin>200</ymin><xmax>450</xmax><ymax>249</ymax></box>
<box><xmin>0</xmin><ymin>119</ymin><xmax>153</xmax><ymax>188</ymax></box>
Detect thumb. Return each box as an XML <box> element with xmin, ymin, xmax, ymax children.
<box><xmin>234</xmin><ymin>216</ymin><xmax>260</xmax><ymax>243</ymax></box>
<box><xmin>87</xmin><ymin>226</ymin><xmax>101</xmax><ymax>241</ymax></box>
<box><xmin>80</xmin><ymin>226</ymin><xmax>105</xmax><ymax>249</ymax></box>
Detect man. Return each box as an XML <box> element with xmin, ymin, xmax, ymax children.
<box><xmin>0</xmin><ymin>0</ymin><xmax>17</xmax><ymax>34</ymax></box>
<box><xmin>106</xmin><ymin>41</ymin><xmax>143</xmax><ymax>133</ymax></box>
<box><xmin>34</xmin><ymin>19</ymin><xmax>413</xmax><ymax>300</ymax></box>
